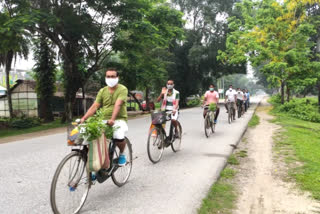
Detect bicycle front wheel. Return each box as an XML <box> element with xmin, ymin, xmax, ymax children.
<box><xmin>112</xmin><ymin>137</ymin><xmax>133</xmax><ymax>187</ymax></box>
<box><xmin>50</xmin><ymin>151</ymin><xmax>90</xmax><ymax>214</ymax></box>
<box><xmin>204</xmin><ymin>114</ymin><xmax>211</xmax><ymax>138</ymax></box>
<box><xmin>171</xmin><ymin>122</ymin><xmax>182</xmax><ymax>152</ymax></box>
<box><xmin>147</xmin><ymin>127</ymin><xmax>164</xmax><ymax>163</ymax></box>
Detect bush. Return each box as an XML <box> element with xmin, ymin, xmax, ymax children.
<box><xmin>271</xmin><ymin>96</ymin><xmax>320</xmax><ymax>123</ymax></box>
<box><xmin>187</xmin><ymin>98</ymin><xmax>201</xmax><ymax>107</ymax></box>
<box><xmin>9</xmin><ymin>117</ymin><xmax>41</xmax><ymax>129</ymax></box>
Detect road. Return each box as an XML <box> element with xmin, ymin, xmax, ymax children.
<box><xmin>0</xmin><ymin>97</ymin><xmax>261</xmax><ymax>214</ymax></box>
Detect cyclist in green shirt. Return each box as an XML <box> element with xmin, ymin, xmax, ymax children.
<box><xmin>81</xmin><ymin>68</ymin><xmax>128</xmax><ymax>166</ymax></box>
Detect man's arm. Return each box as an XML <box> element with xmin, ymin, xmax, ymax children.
<box><xmin>81</xmin><ymin>102</ymin><xmax>101</xmax><ymax>123</ymax></box>
<box><xmin>157</xmin><ymin>87</ymin><xmax>167</xmax><ymax>102</ymax></box>
<box><xmin>203</xmin><ymin>94</ymin><xmax>207</xmax><ymax>106</ymax></box>
<box><xmin>108</xmin><ymin>99</ymin><xmax>124</xmax><ymax>126</ymax></box>
<box><xmin>173</xmin><ymin>99</ymin><xmax>179</xmax><ymax>115</ymax></box>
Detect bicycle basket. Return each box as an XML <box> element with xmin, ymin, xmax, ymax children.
<box><xmin>151</xmin><ymin>111</ymin><xmax>166</xmax><ymax>125</ymax></box>
<box><xmin>67</xmin><ymin>125</ymin><xmax>83</xmax><ymax>146</ymax></box>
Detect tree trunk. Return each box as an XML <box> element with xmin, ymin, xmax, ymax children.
<box><xmin>82</xmin><ymin>85</ymin><xmax>87</xmax><ymax>114</ymax></box>
<box><xmin>317</xmin><ymin>37</ymin><xmax>320</xmax><ymax>111</ymax></box>
<box><xmin>4</xmin><ymin>51</ymin><xmax>14</xmax><ymax>118</ymax></box>
<box><xmin>318</xmin><ymin>81</ymin><xmax>320</xmax><ymax>113</ymax></box>
<box><xmin>280</xmin><ymin>80</ymin><xmax>285</xmax><ymax>104</ymax></box>
<box><xmin>145</xmin><ymin>87</ymin><xmax>150</xmax><ymax>111</ymax></box>
<box><xmin>286</xmin><ymin>84</ymin><xmax>290</xmax><ymax>102</ymax></box>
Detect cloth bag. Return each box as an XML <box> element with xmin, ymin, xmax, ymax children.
<box><xmin>87</xmin><ymin>134</ymin><xmax>110</xmax><ymax>172</ymax></box>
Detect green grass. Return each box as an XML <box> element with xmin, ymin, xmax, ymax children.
<box><xmin>236</xmin><ymin>150</ymin><xmax>248</xmax><ymax>158</ymax></box>
<box><xmin>271</xmin><ymin>111</ymin><xmax>320</xmax><ymax>200</ymax></box>
<box><xmin>227</xmin><ymin>154</ymin><xmax>239</xmax><ymax>165</ymax></box>
<box><xmin>199</xmin><ymin>167</ymin><xmax>237</xmax><ymax>214</ymax></box>
<box><xmin>248</xmin><ymin>114</ymin><xmax>260</xmax><ymax>128</ymax></box>
<box><xmin>0</xmin><ymin>119</ymin><xmax>68</xmax><ymax>139</ymax></box>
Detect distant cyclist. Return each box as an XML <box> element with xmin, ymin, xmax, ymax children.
<box><xmin>156</xmin><ymin>79</ymin><xmax>180</xmax><ymax>134</ymax></box>
<box><xmin>225</xmin><ymin>85</ymin><xmax>237</xmax><ymax>120</ymax></box>
<box><xmin>202</xmin><ymin>84</ymin><xmax>220</xmax><ymax>124</ymax></box>
<box><xmin>236</xmin><ymin>88</ymin><xmax>244</xmax><ymax>117</ymax></box>
<box><xmin>245</xmin><ymin>89</ymin><xmax>250</xmax><ymax>109</ymax></box>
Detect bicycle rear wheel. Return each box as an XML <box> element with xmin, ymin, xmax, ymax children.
<box><xmin>210</xmin><ymin>113</ymin><xmax>215</xmax><ymax>133</ymax></box>
<box><xmin>171</xmin><ymin>122</ymin><xmax>182</xmax><ymax>152</ymax></box>
<box><xmin>147</xmin><ymin>127</ymin><xmax>164</xmax><ymax>163</ymax></box>
<box><xmin>111</xmin><ymin>137</ymin><xmax>133</xmax><ymax>187</ymax></box>
<box><xmin>50</xmin><ymin>151</ymin><xmax>90</xmax><ymax>214</ymax></box>
<box><xmin>204</xmin><ymin>114</ymin><xmax>211</xmax><ymax>138</ymax></box>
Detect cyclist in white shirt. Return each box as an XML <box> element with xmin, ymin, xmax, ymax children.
<box><xmin>236</xmin><ymin>88</ymin><xmax>244</xmax><ymax>117</ymax></box>
<box><xmin>224</xmin><ymin>85</ymin><xmax>237</xmax><ymax>120</ymax></box>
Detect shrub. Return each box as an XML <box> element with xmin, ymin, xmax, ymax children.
<box><xmin>187</xmin><ymin>98</ymin><xmax>201</xmax><ymax>107</ymax></box>
<box><xmin>271</xmin><ymin>96</ymin><xmax>320</xmax><ymax>123</ymax></box>
<box><xmin>9</xmin><ymin>117</ymin><xmax>41</xmax><ymax>129</ymax></box>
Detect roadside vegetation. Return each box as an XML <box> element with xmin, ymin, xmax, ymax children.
<box><xmin>248</xmin><ymin>114</ymin><xmax>260</xmax><ymax>128</ymax></box>
<box><xmin>199</xmin><ymin>149</ymin><xmax>249</xmax><ymax>214</ymax></box>
<box><xmin>0</xmin><ymin>119</ymin><xmax>67</xmax><ymax>139</ymax></box>
<box><xmin>269</xmin><ymin>95</ymin><xmax>320</xmax><ymax>199</ymax></box>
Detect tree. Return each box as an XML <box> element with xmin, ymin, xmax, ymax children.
<box><xmin>33</xmin><ymin>36</ymin><xmax>56</xmax><ymax>122</ymax></box>
<box><xmin>114</xmin><ymin>2</ymin><xmax>184</xmax><ymax>110</ymax></box>
<box><xmin>0</xmin><ymin>2</ymin><xmax>29</xmax><ymax>118</ymax></box>
<box><xmin>170</xmin><ymin>0</ymin><xmax>246</xmax><ymax>106</ymax></box>
<box><xmin>219</xmin><ymin>0</ymin><xmax>320</xmax><ymax>104</ymax></box>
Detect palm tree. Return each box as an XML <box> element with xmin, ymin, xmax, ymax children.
<box><xmin>0</xmin><ymin>11</ymin><xmax>29</xmax><ymax>118</ymax></box>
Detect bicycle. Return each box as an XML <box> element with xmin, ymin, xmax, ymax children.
<box><xmin>203</xmin><ymin>105</ymin><xmax>216</xmax><ymax>138</ymax></box>
<box><xmin>227</xmin><ymin>101</ymin><xmax>235</xmax><ymax>124</ymax></box>
<box><xmin>237</xmin><ymin>100</ymin><xmax>243</xmax><ymax>118</ymax></box>
<box><xmin>147</xmin><ymin>111</ymin><xmax>182</xmax><ymax>163</ymax></box>
<box><xmin>50</xmin><ymin>120</ymin><xmax>133</xmax><ymax>214</ymax></box>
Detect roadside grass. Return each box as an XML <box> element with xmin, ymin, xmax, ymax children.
<box><xmin>199</xmin><ymin>148</ymin><xmax>249</xmax><ymax>214</ymax></box>
<box><xmin>248</xmin><ymin>114</ymin><xmax>260</xmax><ymax>128</ymax></box>
<box><xmin>0</xmin><ymin>119</ymin><xmax>68</xmax><ymax>139</ymax></box>
<box><xmin>198</xmin><ymin>167</ymin><xmax>237</xmax><ymax>214</ymax></box>
<box><xmin>271</xmin><ymin>111</ymin><xmax>320</xmax><ymax>200</ymax></box>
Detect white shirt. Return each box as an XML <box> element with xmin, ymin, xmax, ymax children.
<box><xmin>225</xmin><ymin>89</ymin><xmax>236</xmax><ymax>102</ymax></box>
<box><xmin>236</xmin><ymin>91</ymin><xmax>244</xmax><ymax>101</ymax></box>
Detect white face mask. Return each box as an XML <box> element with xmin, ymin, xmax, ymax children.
<box><xmin>105</xmin><ymin>77</ymin><xmax>119</xmax><ymax>87</ymax></box>
<box><xmin>167</xmin><ymin>84</ymin><xmax>174</xmax><ymax>90</ymax></box>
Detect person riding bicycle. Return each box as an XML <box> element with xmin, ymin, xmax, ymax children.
<box><xmin>80</xmin><ymin>68</ymin><xmax>128</xmax><ymax>166</ymax></box>
<box><xmin>236</xmin><ymin>88</ymin><xmax>244</xmax><ymax>117</ymax></box>
<box><xmin>156</xmin><ymin>79</ymin><xmax>180</xmax><ymax>136</ymax></box>
<box><xmin>225</xmin><ymin>85</ymin><xmax>237</xmax><ymax>120</ymax></box>
<box><xmin>242</xmin><ymin>89</ymin><xmax>248</xmax><ymax>112</ymax></box>
<box><xmin>245</xmin><ymin>89</ymin><xmax>250</xmax><ymax>109</ymax></box>
<box><xmin>202</xmin><ymin>84</ymin><xmax>219</xmax><ymax>124</ymax></box>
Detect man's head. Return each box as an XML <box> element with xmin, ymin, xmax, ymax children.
<box><xmin>105</xmin><ymin>68</ymin><xmax>119</xmax><ymax>88</ymax></box>
<box><xmin>209</xmin><ymin>84</ymin><xmax>215</xmax><ymax>92</ymax></box>
<box><xmin>229</xmin><ymin>85</ymin><xmax>233</xmax><ymax>90</ymax></box>
<box><xmin>167</xmin><ymin>79</ymin><xmax>174</xmax><ymax>90</ymax></box>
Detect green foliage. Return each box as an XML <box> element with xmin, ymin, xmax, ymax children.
<box><xmin>227</xmin><ymin>154</ymin><xmax>239</xmax><ymax>165</ymax></box>
<box><xmin>9</xmin><ymin>117</ymin><xmax>40</xmax><ymax>129</ymax></box>
<box><xmin>272</xmin><ymin>111</ymin><xmax>320</xmax><ymax>199</ymax></box>
<box><xmin>80</xmin><ymin>109</ymin><xmax>115</xmax><ymax>141</ymax></box>
<box><xmin>209</xmin><ymin>103</ymin><xmax>217</xmax><ymax>112</ymax></box>
<box><xmin>186</xmin><ymin>98</ymin><xmax>201</xmax><ymax>107</ymax></box>
<box><xmin>220</xmin><ymin>0</ymin><xmax>320</xmax><ymax>102</ymax></box>
<box><xmin>248</xmin><ymin>114</ymin><xmax>260</xmax><ymax>127</ymax></box>
<box><xmin>271</xmin><ymin>96</ymin><xmax>320</xmax><ymax>123</ymax></box>
<box><xmin>199</xmin><ymin>167</ymin><xmax>237</xmax><ymax>214</ymax></box>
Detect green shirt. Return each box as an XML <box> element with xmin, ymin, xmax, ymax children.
<box><xmin>95</xmin><ymin>84</ymin><xmax>128</xmax><ymax>121</ymax></box>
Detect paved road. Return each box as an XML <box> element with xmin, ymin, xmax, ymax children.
<box><xmin>0</xmin><ymin>97</ymin><xmax>262</xmax><ymax>214</ymax></box>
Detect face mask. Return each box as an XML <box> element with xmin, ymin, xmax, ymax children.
<box><xmin>105</xmin><ymin>77</ymin><xmax>119</xmax><ymax>87</ymax></box>
<box><xmin>167</xmin><ymin>84</ymin><xmax>174</xmax><ymax>90</ymax></box>
<box><xmin>209</xmin><ymin>87</ymin><xmax>214</xmax><ymax>91</ymax></box>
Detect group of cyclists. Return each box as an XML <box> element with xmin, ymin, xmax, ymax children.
<box><xmin>52</xmin><ymin>68</ymin><xmax>253</xmax><ymax>213</ymax></box>
<box><xmin>80</xmin><ymin>68</ymin><xmax>251</xmax><ymax>169</ymax></box>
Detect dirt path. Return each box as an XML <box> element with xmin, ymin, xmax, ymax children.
<box><xmin>233</xmin><ymin>98</ymin><xmax>319</xmax><ymax>214</ymax></box>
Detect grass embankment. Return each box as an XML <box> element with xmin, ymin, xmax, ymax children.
<box><xmin>199</xmin><ymin>149</ymin><xmax>248</xmax><ymax>214</ymax></box>
<box><xmin>270</xmin><ymin>97</ymin><xmax>320</xmax><ymax>200</ymax></box>
<box><xmin>0</xmin><ymin>119</ymin><xmax>68</xmax><ymax>139</ymax></box>
<box><xmin>248</xmin><ymin>114</ymin><xmax>260</xmax><ymax>128</ymax></box>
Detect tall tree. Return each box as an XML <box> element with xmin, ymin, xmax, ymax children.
<box><xmin>219</xmin><ymin>0</ymin><xmax>320</xmax><ymax>104</ymax></box>
<box><xmin>33</xmin><ymin>36</ymin><xmax>56</xmax><ymax>122</ymax></box>
<box><xmin>0</xmin><ymin>2</ymin><xmax>29</xmax><ymax>118</ymax></box>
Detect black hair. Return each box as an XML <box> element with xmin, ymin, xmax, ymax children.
<box><xmin>106</xmin><ymin>68</ymin><xmax>119</xmax><ymax>77</ymax></box>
